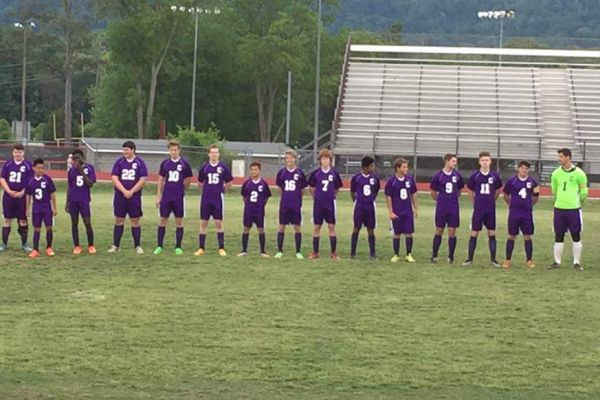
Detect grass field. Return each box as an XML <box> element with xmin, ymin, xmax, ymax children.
<box><xmin>1</xmin><ymin>182</ymin><xmax>600</xmax><ymax>399</ymax></box>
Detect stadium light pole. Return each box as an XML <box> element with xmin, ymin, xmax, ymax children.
<box><xmin>14</xmin><ymin>21</ymin><xmax>36</xmax><ymax>142</ymax></box>
<box><xmin>478</xmin><ymin>10</ymin><xmax>515</xmax><ymax>65</ymax></box>
<box><xmin>170</xmin><ymin>5</ymin><xmax>221</xmax><ymax>131</ymax></box>
<box><xmin>313</xmin><ymin>0</ymin><xmax>322</xmax><ymax>164</ymax></box>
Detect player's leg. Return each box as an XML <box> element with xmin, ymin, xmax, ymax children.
<box><xmin>155</xmin><ymin>216</ymin><xmax>169</xmax><ymax>254</ymax></box>
<box><xmin>350</xmin><ymin>208</ymin><xmax>361</xmax><ymax>259</ymax></box>
<box><xmin>486</xmin><ymin>211</ymin><xmax>499</xmax><ymax>266</ymax></box>
<box><xmin>521</xmin><ymin>212</ymin><xmax>535</xmax><ymax>268</ymax></box>
<box><xmin>68</xmin><ymin>202</ymin><xmax>81</xmax><ymax>253</ymax></box>
<box><xmin>239</xmin><ymin>224</ymin><xmax>251</xmax><ymax>256</ymax></box>
<box><xmin>465</xmin><ymin>210</ymin><xmax>482</xmax><ymax>264</ymax></box>
<box><xmin>569</xmin><ymin>210</ymin><xmax>583</xmax><ymax>271</ymax></box>
<box><xmin>366</xmin><ymin>228</ymin><xmax>376</xmax><ymax>259</ymax></box>
<box><xmin>110</xmin><ymin>197</ymin><xmax>126</xmax><ymax>252</ymax></box>
<box><xmin>446</xmin><ymin>207</ymin><xmax>459</xmax><ymax>264</ymax></box>
<box><xmin>549</xmin><ymin>210</ymin><xmax>567</xmax><ymax>269</ymax></box>
<box><xmin>29</xmin><ymin>212</ymin><xmax>42</xmax><ymax>258</ymax></box>
<box><xmin>431</xmin><ymin>206</ymin><xmax>445</xmax><ymax>262</ymax></box>
<box><xmin>174</xmin><ymin>217</ymin><xmax>184</xmax><ymax>254</ymax></box>
<box><xmin>293</xmin><ymin>223</ymin><xmax>303</xmax><ymax>258</ymax></box>
<box><xmin>310</xmin><ymin>201</ymin><xmax>324</xmax><ymax>258</ymax></box>
<box><xmin>1</xmin><ymin>194</ymin><xmax>13</xmax><ymax>249</ymax></box>
<box><xmin>276</xmin><ymin>223</ymin><xmax>286</xmax><ymax>256</ymax></box>
<box><xmin>365</xmin><ymin>203</ymin><xmax>377</xmax><ymax>258</ymax></box>
<box><xmin>257</xmin><ymin>222</ymin><xmax>268</xmax><ymax>257</ymax></box>
<box><xmin>44</xmin><ymin>213</ymin><xmax>54</xmax><ymax>256</ymax></box>
<box><xmin>327</xmin><ymin>222</ymin><xmax>338</xmax><ymax>259</ymax></box>
<box><xmin>214</xmin><ymin>219</ymin><xmax>226</xmax><ymax>255</ymax></box>
<box><xmin>130</xmin><ymin>216</ymin><xmax>143</xmax><ymax>253</ymax></box>
<box><xmin>196</xmin><ymin>199</ymin><xmax>210</xmax><ymax>255</ymax></box>
<box><xmin>403</xmin><ymin>213</ymin><xmax>415</xmax><ymax>262</ymax></box>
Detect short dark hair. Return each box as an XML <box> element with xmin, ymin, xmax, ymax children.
<box><xmin>33</xmin><ymin>158</ymin><xmax>44</xmax><ymax>166</ymax></box>
<box><xmin>168</xmin><ymin>140</ymin><xmax>180</xmax><ymax>149</ymax></box>
<box><xmin>518</xmin><ymin>160</ymin><xmax>531</xmax><ymax>168</ymax></box>
<box><xmin>478</xmin><ymin>151</ymin><xmax>491</xmax><ymax>159</ymax></box>
<box><xmin>393</xmin><ymin>157</ymin><xmax>409</xmax><ymax>170</ymax></box>
<box><xmin>361</xmin><ymin>156</ymin><xmax>375</xmax><ymax>169</ymax></box>
<box><xmin>13</xmin><ymin>144</ymin><xmax>24</xmax><ymax>151</ymax></box>
<box><xmin>207</xmin><ymin>144</ymin><xmax>219</xmax><ymax>153</ymax></box>
<box><xmin>249</xmin><ymin>161</ymin><xmax>261</xmax><ymax>169</ymax></box>
<box><xmin>557</xmin><ymin>148</ymin><xmax>572</xmax><ymax>158</ymax></box>
<box><xmin>122</xmin><ymin>141</ymin><xmax>136</xmax><ymax>151</ymax></box>
<box><xmin>444</xmin><ymin>153</ymin><xmax>457</xmax><ymax>163</ymax></box>
<box><xmin>72</xmin><ymin>149</ymin><xmax>84</xmax><ymax>158</ymax></box>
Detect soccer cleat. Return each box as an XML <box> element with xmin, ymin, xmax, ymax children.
<box><xmin>462</xmin><ymin>259</ymin><xmax>473</xmax><ymax>266</ymax></box>
<box><xmin>260</xmin><ymin>253</ymin><xmax>270</xmax><ymax>258</ymax></box>
<box><xmin>174</xmin><ymin>248</ymin><xmax>183</xmax><ymax>255</ymax></box>
<box><xmin>390</xmin><ymin>255</ymin><xmax>401</xmax><ymax>263</ymax></box>
<box><xmin>331</xmin><ymin>252</ymin><xmax>341</xmax><ymax>260</ymax></box>
<box><xmin>135</xmin><ymin>246</ymin><xmax>144</xmax><ymax>255</ymax></box>
<box><xmin>369</xmin><ymin>254</ymin><xmax>378</xmax><ymax>260</ymax></box>
<box><xmin>295</xmin><ymin>252</ymin><xmax>304</xmax><ymax>260</ymax></box>
<box><xmin>526</xmin><ymin>260</ymin><xmax>536</xmax><ymax>269</ymax></box>
<box><xmin>430</xmin><ymin>257</ymin><xmax>439</xmax><ymax>264</ymax></box>
<box><xmin>22</xmin><ymin>243</ymin><xmax>33</xmax><ymax>252</ymax></box>
<box><xmin>218</xmin><ymin>249</ymin><xmax>227</xmax><ymax>257</ymax></box>
<box><xmin>547</xmin><ymin>262</ymin><xmax>561</xmax><ymax>270</ymax></box>
<box><xmin>28</xmin><ymin>249</ymin><xmax>39</xmax><ymax>258</ymax></box>
<box><xmin>502</xmin><ymin>260</ymin><xmax>512</xmax><ymax>269</ymax></box>
<box><xmin>0</xmin><ymin>243</ymin><xmax>7</xmax><ymax>252</ymax></box>
<box><xmin>405</xmin><ymin>253</ymin><xmax>416</xmax><ymax>263</ymax></box>
<box><xmin>490</xmin><ymin>260</ymin><xmax>502</xmax><ymax>268</ymax></box>
<box><xmin>88</xmin><ymin>245</ymin><xmax>97</xmax><ymax>255</ymax></box>
<box><xmin>107</xmin><ymin>245</ymin><xmax>120</xmax><ymax>253</ymax></box>
<box><xmin>194</xmin><ymin>248</ymin><xmax>205</xmax><ymax>257</ymax></box>
<box><xmin>73</xmin><ymin>246</ymin><xmax>82</xmax><ymax>255</ymax></box>
<box><xmin>448</xmin><ymin>258</ymin><xmax>455</xmax><ymax>265</ymax></box>
<box><xmin>153</xmin><ymin>246</ymin><xmax>164</xmax><ymax>255</ymax></box>
<box><xmin>274</xmin><ymin>252</ymin><xmax>283</xmax><ymax>259</ymax></box>
<box><xmin>308</xmin><ymin>252</ymin><xmax>320</xmax><ymax>259</ymax></box>
<box><xmin>237</xmin><ymin>252</ymin><xmax>248</xmax><ymax>257</ymax></box>
<box><xmin>573</xmin><ymin>263</ymin><xmax>584</xmax><ymax>272</ymax></box>
<box><xmin>46</xmin><ymin>248</ymin><xmax>55</xmax><ymax>257</ymax></box>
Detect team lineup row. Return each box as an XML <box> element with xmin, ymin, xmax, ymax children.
<box><xmin>0</xmin><ymin>142</ymin><xmax>589</xmax><ymax>270</ymax></box>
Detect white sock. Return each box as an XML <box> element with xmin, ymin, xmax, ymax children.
<box><xmin>573</xmin><ymin>241</ymin><xmax>583</xmax><ymax>264</ymax></box>
<box><xmin>553</xmin><ymin>242</ymin><xmax>564</xmax><ymax>264</ymax></box>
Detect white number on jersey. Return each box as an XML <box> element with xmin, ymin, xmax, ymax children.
<box><xmin>445</xmin><ymin>182</ymin><xmax>453</xmax><ymax>194</ymax></box>
<box><xmin>250</xmin><ymin>191</ymin><xmax>258</xmax><ymax>203</ymax></box>
<box><xmin>76</xmin><ymin>175</ymin><xmax>84</xmax><ymax>187</ymax></box>
<box><xmin>168</xmin><ymin>170</ymin><xmax>180</xmax><ymax>183</ymax></box>
<box><xmin>284</xmin><ymin>180</ymin><xmax>296</xmax><ymax>191</ymax></box>
<box><xmin>8</xmin><ymin>171</ymin><xmax>22</xmax><ymax>183</ymax></box>
<box><xmin>34</xmin><ymin>188</ymin><xmax>43</xmax><ymax>200</ymax></box>
<box><xmin>518</xmin><ymin>187</ymin><xmax>528</xmax><ymax>199</ymax></box>
<box><xmin>321</xmin><ymin>180</ymin><xmax>330</xmax><ymax>192</ymax></box>
<box><xmin>208</xmin><ymin>173</ymin><xmax>220</xmax><ymax>185</ymax></box>
<box><xmin>121</xmin><ymin>169</ymin><xmax>136</xmax><ymax>181</ymax></box>
<box><xmin>362</xmin><ymin>185</ymin><xmax>371</xmax><ymax>197</ymax></box>
<box><xmin>400</xmin><ymin>188</ymin><xmax>408</xmax><ymax>200</ymax></box>
<box><xmin>480</xmin><ymin>183</ymin><xmax>491</xmax><ymax>195</ymax></box>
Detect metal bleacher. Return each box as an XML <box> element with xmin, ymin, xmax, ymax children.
<box><xmin>332</xmin><ymin>44</ymin><xmax>600</xmax><ymax>163</ymax></box>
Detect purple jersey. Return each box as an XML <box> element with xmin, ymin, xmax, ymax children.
<box><xmin>503</xmin><ymin>175</ymin><xmax>538</xmax><ymax>212</ymax></box>
<box><xmin>1</xmin><ymin>159</ymin><xmax>33</xmax><ymax>192</ymax></box>
<box><xmin>467</xmin><ymin>170</ymin><xmax>502</xmax><ymax>210</ymax></box>
<box><xmin>385</xmin><ymin>175</ymin><xmax>417</xmax><ymax>215</ymax></box>
<box><xmin>276</xmin><ymin>167</ymin><xmax>307</xmax><ymax>209</ymax></box>
<box><xmin>111</xmin><ymin>156</ymin><xmax>148</xmax><ymax>197</ymax></box>
<box><xmin>430</xmin><ymin>169</ymin><xmax>465</xmax><ymax>206</ymax></box>
<box><xmin>350</xmin><ymin>173</ymin><xmax>380</xmax><ymax>203</ymax></box>
<box><xmin>25</xmin><ymin>175</ymin><xmax>56</xmax><ymax>213</ymax></box>
<box><xmin>159</xmin><ymin>157</ymin><xmax>193</xmax><ymax>201</ymax></box>
<box><xmin>67</xmin><ymin>162</ymin><xmax>96</xmax><ymax>203</ymax></box>
<box><xmin>241</xmin><ymin>178</ymin><xmax>272</xmax><ymax>214</ymax></box>
<box><xmin>307</xmin><ymin>168</ymin><xmax>343</xmax><ymax>201</ymax></box>
<box><xmin>198</xmin><ymin>161</ymin><xmax>233</xmax><ymax>197</ymax></box>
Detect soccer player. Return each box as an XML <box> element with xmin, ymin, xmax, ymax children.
<box><xmin>0</xmin><ymin>144</ymin><xmax>33</xmax><ymax>251</ymax></box>
<box><xmin>430</xmin><ymin>153</ymin><xmax>464</xmax><ymax>264</ymax></box>
<box><xmin>238</xmin><ymin>162</ymin><xmax>272</xmax><ymax>257</ymax></box>
<box><xmin>501</xmin><ymin>161</ymin><xmax>539</xmax><ymax>269</ymax></box>
<box><xmin>274</xmin><ymin>149</ymin><xmax>307</xmax><ymax>259</ymax></box>
<box><xmin>385</xmin><ymin>158</ymin><xmax>418</xmax><ymax>263</ymax></box>
<box><xmin>154</xmin><ymin>140</ymin><xmax>193</xmax><ymax>255</ymax></box>
<box><xmin>350</xmin><ymin>156</ymin><xmax>380</xmax><ymax>259</ymax></box>
<box><xmin>463</xmin><ymin>152</ymin><xmax>503</xmax><ymax>267</ymax></box>
<box><xmin>25</xmin><ymin>159</ymin><xmax>57</xmax><ymax>258</ymax></box>
<box><xmin>548</xmin><ymin>148</ymin><xmax>588</xmax><ymax>271</ymax></box>
<box><xmin>66</xmin><ymin>149</ymin><xmax>97</xmax><ymax>255</ymax></box>
<box><xmin>109</xmin><ymin>141</ymin><xmax>148</xmax><ymax>254</ymax></box>
<box><xmin>307</xmin><ymin>149</ymin><xmax>343</xmax><ymax>260</ymax></box>
<box><xmin>196</xmin><ymin>144</ymin><xmax>233</xmax><ymax>256</ymax></box>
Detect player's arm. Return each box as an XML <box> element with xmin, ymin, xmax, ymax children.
<box><xmin>385</xmin><ymin>195</ymin><xmax>397</xmax><ymax>219</ymax></box>
<box><xmin>78</xmin><ymin>165</ymin><xmax>94</xmax><ymax>187</ymax></box>
<box><xmin>111</xmin><ymin>175</ymin><xmax>128</xmax><ymax>195</ymax></box>
<box><xmin>50</xmin><ymin>192</ymin><xmax>57</xmax><ymax>216</ymax></box>
<box><xmin>550</xmin><ymin>171</ymin><xmax>558</xmax><ymax>198</ymax></box>
<box><xmin>503</xmin><ymin>193</ymin><xmax>511</xmax><ymax>206</ymax></box>
<box><xmin>183</xmin><ymin>177</ymin><xmax>191</xmax><ymax>190</ymax></box>
<box><xmin>467</xmin><ymin>189</ymin><xmax>474</xmax><ymax>204</ymax></box>
<box><xmin>429</xmin><ymin>175</ymin><xmax>438</xmax><ymax>201</ymax></box>
<box><xmin>532</xmin><ymin>186</ymin><xmax>540</xmax><ymax>206</ymax></box>
<box><xmin>350</xmin><ymin>176</ymin><xmax>357</xmax><ymax>202</ymax></box>
<box><xmin>156</xmin><ymin>175</ymin><xmax>165</xmax><ymax>207</ymax></box>
<box><xmin>130</xmin><ymin>177</ymin><xmax>147</xmax><ymax>195</ymax></box>
<box><xmin>578</xmin><ymin>170</ymin><xmax>589</xmax><ymax>203</ymax></box>
<box><xmin>430</xmin><ymin>190</ymin><xmax>438</xmax><ymax>201</ymax></box>
<box><xmin>25</xmin><ymin>194</ymin><xmax>31</xmax><ymax>216</ymax></box>
<box><xmin>410</xmin><ymin>192</ymin><xmax>418</xmax><ymax>218</ymax></box>
<box><xmin>0</xmin><ymin>177</ymin><xmax>15</xmax><ymax>197</ymax></box>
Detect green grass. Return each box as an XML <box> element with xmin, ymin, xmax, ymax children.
<box><xmin>1</xmin><ymin>182</ymin><xmax>600</xmax><ymax>399</ymax></box>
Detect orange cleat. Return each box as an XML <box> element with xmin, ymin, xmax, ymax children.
<box><xmin>330</xmin><ymin>252</ymin><xmax>341</xmax><ymax>261</ymax></box>
<box><xmin>526</xmin><ymin>260</ymin><xmax>536</xmax><ymax>269</ymax></box>
<box><xmin>28</xmin><ymin>250</ymin><xmax>40</xmax><ymax>259</ymax></box>
<box><xmin>308</xmin><ymin>252</ymin><xmax>320</xmax><ymax>259</ymax></box>
<box><xmin>46</xmin><ymin>248</ymin><xmax>55</xmax><ymax>257</ymax></box>
<box><xmin>73</xmin><ymin>246</ymin><xmax>82</xmax><ymax>255</ymax></box>
<box><xmin>88</xmin><ymin>245</ymin><xmax>97</xmax><ymax>255</ymax></box>
<box><xmin>502</xmin><ymin>260</ymin><xmax>512</xmax><ymax>269</ymax></box>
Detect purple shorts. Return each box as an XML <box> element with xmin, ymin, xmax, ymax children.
<box><xmin>2</xmin><ymin>194</ymin><xmax>26</xmax><ymax>220</ymax></box>
<box><xmin>553</xmin><ymin>208</ymin><xmax>582</xmax><ymax>236</ymax></box>
<box><xmin>353</xmin><ymin>202</ymin><xmax>376</xmax><ymax>229</ymax></box>
<box><xmin>508</xmin><ymin>210</ymin><xmax>534</xmax><ymax>236</ymax></box>
<box><xmin>391</xmin><ymin>213</ymin><xmax>415</xmax><ymax>235</ymax></box>
<box><xmin>32</xmin><ymin>210</ymin><xmax>53</xmax><ymax>228</ymax></box>
<box><xmin>279</xmin><ymin>206</ymin><xmax>302</xmax><ymax>226</ymax></box>
<box><xmin>68</xmin><ymin>201</ymin><xmax>91</xmax><ymax>218</ymax></box>
<box><xmin>313</xmin><ymin>200</ymin><xmax>336</xmax><ymax>225</ymax></box>
<box><xmin>243</xmin><ymin>211</ymin><xmax>265</xmax><ymax>228</ymax></box>
<box><xmin>160</xmin><ymin>198</ymin><xmax>185</xmax><ymax>219</ymax></box>
<box><xmin>200</xmin><ymin>196</ymin><xmax>223</xmax><ymax>221</ymax></box>
<box><xmin>471</xmin><ymin>208</ymin><xmax>496</xmax><ymax>231</ymax></box>
<box><xmin>113</xmin><ymin>196</ymin><xmax>143</xmax><ymax>219</ymax></box>
<box><xmin>435</xmin><ymin>204</ymin><xmax>460</xmax><ymax>228</ymax></box>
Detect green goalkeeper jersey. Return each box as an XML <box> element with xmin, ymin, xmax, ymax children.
<box><xmin>551</xmin><ymin>166</ymin><xmax>588</xmax><ymax>209</ymax></box>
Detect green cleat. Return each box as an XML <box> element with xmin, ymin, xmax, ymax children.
<box><xmin>390</xmin><ymin>255</ymin><xmax>401</xmax><ymax>263</ymax></box>
<box><xmin>274</xmin><ymin>252</ymin><xmax>283</xmax><ymax>259</ymax></box>
<box><xmin>174</xmin><ymin>248</ymin><xmax>183</xmax><ymax>255</ymax></box>
<box><xmin>405</xmin><ymin>253</ymin><xmax>416</xmax><ymax>263</ymax></box>
<box><xmin>295</xmin><ymin>252</ymin><xmax>304</xmax><ymax>260</ymax></box>
<box><xmin>153</xmin><ymin>246</ymin><xmax>163</xmax><ymax>255</ymax></box>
